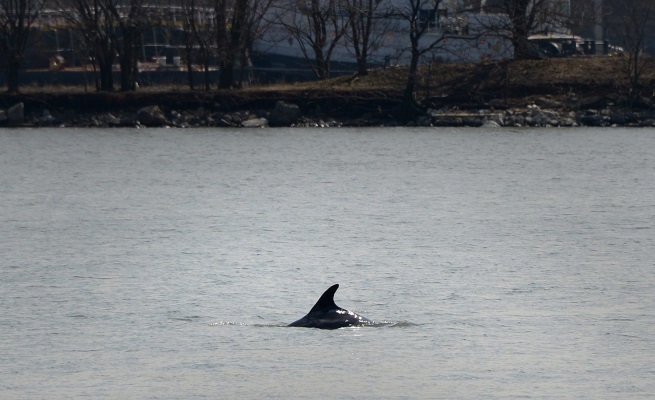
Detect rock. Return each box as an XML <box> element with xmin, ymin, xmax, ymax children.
<box><xmin>512</xmin><ymin>115</ymin><xmax>525</xmax><ymax>126</ymax></box>
<box><xmin>104</xmin><ymin>113</ymin><xmax>122</xmax><ymax>127</ymax></box>
<box><xmin>609</xmin><ymin>111</ymin><xmax>626</xmax><ymax>125</ymax></box>
<box><xmin>118</xmin><ymin>117</ymin><xmax>138</xmax><ymax>127</ymax></box>
<box><xmin>578</xmin><ymin>96</ymin><xmax>607</xmax><ymax>109</ymax></box>
<box><xmin>560</xmin><ymin>117</ymin><xmax>576</xmax><ymax>127</ymax></box>
<box><xmin>8</xmin><ymin>102</ymin><xmax>24</xmax><ymax>125</ymax></box>
<box><xmin>481</xmin><ymin>119</ymin><xmax>501</xmax><ymax>128</ymax></box>
<box><xmin>578</xmin><ymin>114</ymin><xmax>608</xmax><ymax>127</ymax></box>
<box><xmin>0</xmin><ymin>109</ymin><xmax>6</xmax><ymax>124</ymax></box>
<box><xmin>36</xmin><ymin>109</ymin><xmax>59</xmax><ymax>126</ymax></box>
<box><xmin>137</xmin><ymin>105</ymin><xmax>168</xmax><ymax>127</ymax></box>
<box><xmin>488</xmin><ymin>98</ymin><xmax>507</xmax><ymax>109</ymax></box>
<box><xmin>541</xmin><ymin>110</ymin><xmax>560</xmax><ymax>120</ymax></box>
<box><xmin>215</xmin><ymin>118</ymin><xmax>234</xmax><ymax>127</ymax></box>
<box><xmin>169</xmin><ymin>110</ymin><xmax>183</xmax><ymax>125</ymax></box>
<box><xmin>195</xmin><ymin>106</ymin><xmax>210</xmax><ymax>119</ymax></box>
<box><xmin>535</xmin><ymin>97</ymin><xmax>563</xmax><ymax>109</ymax></box>
<box><xmin>490</xmin><ymin>113</ymin><xmax>504</xmax><ymax>126</ymax></box>
<box><xmin>268</xmin><ymin>101</ymin><xmax>300</xmax><ymax>127</ymax></box>
<box><xmin>640</xmin><ymin>109</ymin><xmax>655</xmax><ymax>120</ymax></box>
<box><xmin>416</xmin><ymin>116</ymin><xmax>432</xmax><ymax>126</ymax></box>
<box><xmin>241</xmin><ymin>117</ymin><xmax>268</xmax><ymax>128</ymax></box>
<box><xmin>463</xmin><ymin>118</ymin><xmax>483</xmax><ymax>127</ymax></box>
<box><xmin>608</xmin><ymin>110</ymin><xmax>640</xmax><ymax>126</ymax></box>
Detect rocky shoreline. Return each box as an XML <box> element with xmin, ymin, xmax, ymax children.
<box><xmin>2</xmin><ymin>91</ymin><xmax>655</xmax><ymax>129</ymax></box>
<box><xmin>4</xmin><ymin>57</ymin><xmax>655</xmax><ymax>129</ymax></box>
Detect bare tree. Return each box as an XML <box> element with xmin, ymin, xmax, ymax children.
<box><xmin>59</xmin><ymin>0</ymin><xmax>156</xmax><ymax>91</ymax></box>
<box><xmin>393</xmin><ymin>0</ymin><xmax>449</xmax><ymax>118</ymax></box>
<box><xmin>479</xmin><ymin>0</ymin><xmax>571</xmax><ymax>59</ymax></box>
<box><xmin>609</xmin><ymin>0</ymin><xmax>655</xmax><ymax>104</ymax></box>
<box><xmin>106</xmin><ymin>0</ymin><xmax>153</xmax><ymax>91</ymax></box>
<box><xmin>214</xmin><ymin>0</ymin><xmax>241</xmax><ymax>88</ymax></box>
<box><xmin>177</xmin><ymin>0</ymin><xmax>216</xmax><ymax>90</ymax></box>
<box><xmin>233</xmin><ymin>0</ymin><xmax>275</xmax><ymax>86</ymax></box>
<box><xmin>0</xmin><ymin>0</ymin><xmax>46</xmax><ymax>92</ymax></box>
<box><xmin>343</xmin><ymin>0</ymin><xmax>397</xmax><ymax>75</ymax></box>
<box><xmin>213</xmin><ymin>0</ymin><xmax>273</xmax><ymax>88</ymax></box>
<box><xmin>56</xmin><ymin>0</ymin><xmax>118</xmax><ymax>91</ymax></box>
<box><xmin>272</xmin><ymin>0</ymin><xmax>350</xmax><ymax>80</ymax></box>
<box><xmin>179</xmin><ymin>0</ymin><xmax>198</xmax><ymax>90</ymax></box>
<box><xmin>179</xmin><ymin>0</ymin><xmax>208</xmax><ymax>90</ymax></box>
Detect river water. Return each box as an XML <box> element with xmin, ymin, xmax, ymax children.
<box><xmin>1</xmin><ymin>127</ymin><xmax>654</xmax><ymax>399</ymax></box>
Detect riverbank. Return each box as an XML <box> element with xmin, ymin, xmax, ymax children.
<box><xmin>2</xmin><ymin>57</ymin><xmax>655</xmax><ymax>128</ymax></box>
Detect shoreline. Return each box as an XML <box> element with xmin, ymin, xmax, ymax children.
<box><xmin>2</xmin><ymin>90</ymin><xmax>654</xmax><ymax>129</ymax></box>
<box><xmin>3</xmin><ymin>58</ymin><xmax>655</xmax><ymax>128</ymax></box>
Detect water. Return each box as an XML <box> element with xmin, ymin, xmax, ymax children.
<box><xmin>1</xmin><ymin>127</ymin><xmax>654</xmax><ymax>399</ymax></box>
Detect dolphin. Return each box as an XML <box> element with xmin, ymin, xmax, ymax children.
<box><xmin>288</xmin><ymin>284</ymin><xmax>374</xmax><ymax>329</ymax></box>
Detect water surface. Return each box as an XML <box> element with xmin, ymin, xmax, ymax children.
<box><xmin>1</xmin><ymin>127</ymin><xmax>654</xmax><ymax>398</ymax></box>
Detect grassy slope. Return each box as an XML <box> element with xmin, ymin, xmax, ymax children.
<box><xmin>1</xmin><ymin>57</ymin><xmax>653</xmax><ymax>117</ymax></box>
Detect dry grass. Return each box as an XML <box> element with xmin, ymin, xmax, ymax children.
<box><xmin>3</xmin><ymin>56</ymin><xmax>653</xmax><ymax>113</ymax></box>
<box><xmin>15</xmin><ymin>82</ymin><xmax>196</xmax><ymax>94</ymax></box>
<box><xmin>7</xmin><ymin>56</ymin><xmax>647</xmax><ymax>94</ymax></box>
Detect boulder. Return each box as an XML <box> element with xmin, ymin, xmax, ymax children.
<box><xmin>560</xmin><ymin>117</ymin><xmax>576</xmax><ymax>127</ymax></box>
<box><xmin>40</xmin><ymin>109</ymin><xmax>56</xmax><ymax>124</ymax></box>
<box><xmin>8</xmin><ymin>102</ymin><xmax>24</xmax><ymax>125</ymax></box>
<box><xmin>241</xmin><ymin>117</ymin><xmax>269</xmax><ymax>128</ymax></box>
<box><xmin>194</xmin><ymin>106</ymin><xmax>210</xmax><ymax>119</ymax></box>
<box><xmin>481</xmin><ymin>119</ymin><xmax>501</xmax><ymax>128</ymax></box>
<box><xmin>608</xmin><ymin>110</ymin><xmax>640</xmax><ymax>126</ymax></box>
<box><xmin>578</xmin><ymin>114</ymin><xmax>608</xmax><ymax>127</ymax></box>
<box><xmin>416</xmin><ymin>116</ymin><xmax>432</xmax><ymax>126</ymax></box>
<box><xmin>463</xmin><ymin>118</ymin><xmax>483</xmax><ymax>127</ymax></box>
<box><xmin>268</xmin><ymin>101</ymin><xmax>300</xmax><ymax>127</ymax></box>
<box><xmin>120</xmin><ymin>117</ymin><xmax>139</xmax><ymax>127</ymax></box>
<box><xmin>102</xmin><ymin>113</ymin><xmax>122</xmax><ymax>127</ymax></box>
<box><xmin>137</xmin><ymin>105</ymin><xmax>168</xmax><ymax>127</ymax></box>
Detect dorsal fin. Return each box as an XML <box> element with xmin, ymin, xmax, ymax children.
<box><xmin>309</xmin><ymin>284</ymin><xmax>339</xmax><ymax>312</ymax></box>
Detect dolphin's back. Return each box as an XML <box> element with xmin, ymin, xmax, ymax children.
<box><xmin>288</xmin><ymin>284</ymin><xmax>373</xmax><ymax>329</ymax></box>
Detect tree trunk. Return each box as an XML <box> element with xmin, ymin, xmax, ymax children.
<box><xmin>98</xmin><ymin>58</ymin><xmax>114</xmax><ymax>91</ymax></box>
<box><xmin>314</xmin><ymin>51</ymin><xmax>330</xmax><ymax>80</ymax></box>
<box><xmin>217</xmin><ymin>0</ymin><xmax>248</xmax><ymax>89</ymax></box>
<box><xmin>505</xmin><ymin>0</ymin><xmax>532</xmax><ymax>59</ymax></box>
<box><xmin>218</xmin><ymin>59</ymin><xmax>235</xmax><ymax>89</ymax></box>
<box><xmin>6</xmin><ymin>55</ymin><xmax>21</xmax><ymax>93</ymax></box>
<box><xmin>186</xmin><ymin>56</ymin><xmax>195</xmax><ymax>91</ymax></box>
<box><xmin>356</xmin><ymin>54</ymin><xmax>369</xmax><ymax>76</ymax></box>
<box><xmin>119</xmin><ymin>28</ymin><xmax>140</xmax><ymax>91</ymax></box>
<box><xmin>204</xmin><ymin>64</ymin><xmax>210</xmax><ymax>91</ymax></box>
<box><xmin>511</xmin><ymin>26</ymin><xmax>531</xmax><ymax>59</ymax></box>
<box><xmin>184</xmin><ymin>31</ymin><xmax>195</xmax><ymax>90</ymax></box>
<box><xmin>96</xmin><ymin>42</ymin><xmax>115</xmax><ymax>91</ymax></box>
<box><xmin>119</xmin><ymin>54</ymin><xmax>132</xmax><ymax>91</ymax></box>
<box><xmin>398</xmin><ymin>49</ymin><xmax>423</xmax><ymax>120</ymax></box>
